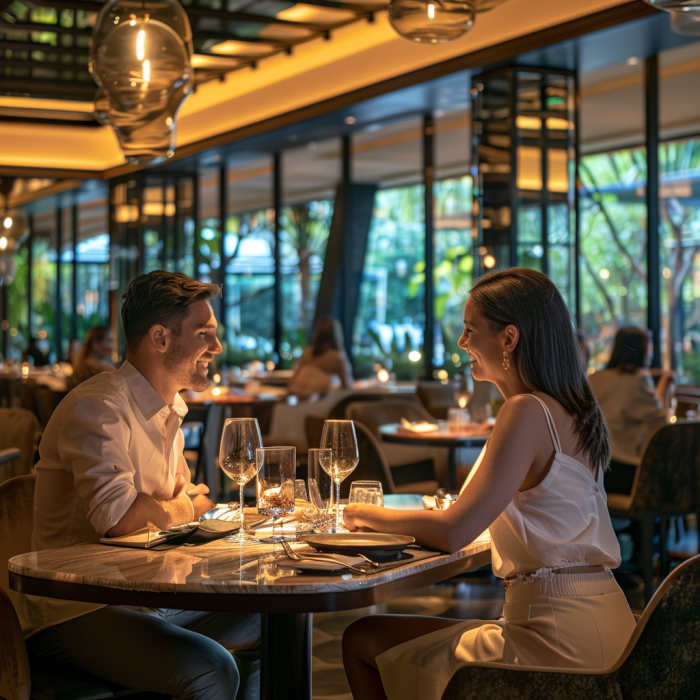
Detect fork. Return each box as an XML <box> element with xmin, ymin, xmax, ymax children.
<box><xmin>279</xmin><ymin>539</ymin><xmax>368</xmax><ymax>574</ymax></box>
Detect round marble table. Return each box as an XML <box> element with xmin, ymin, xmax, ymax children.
<box><xmin>10</xmin><ymin>533</ymin><xmax>491</xmax><ymax>700</ymax></box>
<box><xmin>379</xmin><ymin>423</ymin><xmax>490</xmax><ymax>490</ymax></box>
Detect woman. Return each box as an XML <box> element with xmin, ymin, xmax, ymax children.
<box><xmin>342</xmin><ymin>268</ymin><xmax>635</xmax><ymax>700</ymax></box>
<box><xmin>69</xmin><ymin>326</ymin><xmax>116</xmax><ymax>389</ymax></box>
<box><xmin>588</xmin><ymin>327</ymin><xmax>670</xmax><ymax>495</ymax></box>
<box><xmin>287</xmin><ymin>317</ymin><xmax>353</xmax><ymax>398</ymax></box>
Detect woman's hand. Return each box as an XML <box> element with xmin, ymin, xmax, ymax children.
<box><xmin>343</xmin><ymin>503</ymin><xmax>363</xmax><ymax>531</ymax></box>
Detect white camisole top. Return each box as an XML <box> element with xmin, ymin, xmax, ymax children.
<box><xmin>463</xmin><ymin>394</ymin><xmax>621</xmax><ymax>579</ymax></box>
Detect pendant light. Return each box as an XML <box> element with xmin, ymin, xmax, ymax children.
<box><xmin>388</xmin><ymin>0</ymin><xmax>475</xmax><ymax>44</ymax></box>
<box><xmin>89</xmin><ymin>0</ymin><xmax>194</xmax><ymax>164</ymax></box>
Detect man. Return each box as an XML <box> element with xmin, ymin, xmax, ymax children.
<box><xmin>20</xmin><ymin>271</ymin><xmax>260</xmax><ymax>700</ymax></box>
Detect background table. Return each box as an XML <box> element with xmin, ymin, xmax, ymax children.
<box><xmin>10</xmin><ymin>533</ymin><xmax>491</xmax><ymax>700</ymax></box>
<box><xmin>379</xmin><ymin>424</ymin><xmax>490</xmax><ymax>490</ymax></box>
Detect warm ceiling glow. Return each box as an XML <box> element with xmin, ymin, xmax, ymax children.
<box><xmin>483</xmin><ymin>255</ymin><xmax>496</xmax><ymax>268</ymax></box>
<box><xmin>427</xmin><ymin>3</ymin><xmax>435</xmax><ymax>18</ymax></box>
<box><xmin>3</xmin><ymin>217</ymin><xmax>11</xmax><ymax>229</ymax></box>
<box><xmin>209</xmin><ymin>40</ymin><xmax>277</xmax><ymax>56</ymax></box>
<box><xmin>277</xmin><ymin>3</ymin><xmax>355</xmax><ymax>23</ymax></box>
<box><xmin>0</xmin><ymin>238</ymin><xmax>6</xmax><ymax>250</ymax></box>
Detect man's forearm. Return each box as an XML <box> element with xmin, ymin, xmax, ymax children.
<box><xmin>105</xmin><ymin>492</ymin><xmax>193</xmax><ymax>537</ymax></box>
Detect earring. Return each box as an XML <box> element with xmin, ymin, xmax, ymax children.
<box><xmin>502</xmin><ymin>351</ymin><xmax>510</xmax><ymax>371</ymax></box>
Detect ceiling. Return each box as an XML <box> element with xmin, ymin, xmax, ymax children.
<box><xmin>0</xmin><ymin>0</ymin><xmax>387</xmax><ymax>101</ymax></box>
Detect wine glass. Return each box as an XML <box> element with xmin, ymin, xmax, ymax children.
<box><xmin>320</xmin><ymin>420</ymin><xmax>359</xmax><ymax>532</ymax></box>
<box><xmin>256</xmin><ymin>447</ymin><xmax>296</xmax><ymax>543</ymax></box>
<box><xmin>218</xmin><ymin>418</ymin><xmax>262</xmax><ymax>545</ymax></box>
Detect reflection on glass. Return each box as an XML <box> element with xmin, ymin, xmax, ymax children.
<box><xmin>256</xmin><ymin>447</ymin><xmax>296</xmax><ymax>542</ymax></box>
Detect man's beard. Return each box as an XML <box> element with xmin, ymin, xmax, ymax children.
<box><xmin>164</xmin><ymin>338</ymin><xmax>209</xmax><ymax>392</ymax></box>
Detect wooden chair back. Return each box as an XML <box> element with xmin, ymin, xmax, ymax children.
<box><xmin>0</xmin><ymin>409</ymin><xmax>41</xmax><ymax>485</ymax></box>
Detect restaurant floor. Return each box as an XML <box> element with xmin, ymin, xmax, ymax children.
<box><xmin>310</xmin><ymin>569</ymin><xmax>645</xmax><ymax>699</ymax></box>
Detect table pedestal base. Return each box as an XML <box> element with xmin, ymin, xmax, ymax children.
<box><xmin>261</xmin><ymin>612</ymin><xmax>312</xmax><ymax>700</ymax></box>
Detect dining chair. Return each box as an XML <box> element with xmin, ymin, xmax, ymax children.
<box><xmin>416</xmin><ymin>381</ymin><xmax>458</xmax><ymax>419</ymax></box>
<box><xmin>0</xmin><ymin>409</ymin><xmax>41</xmax><ymax>485</ymax></box>
<box><xmin>183</xmin><ymin>402</ymin><xmax>224</xmax><ymax>500</ymax></box>
<box><xmin>345</xmin><ymin>400</ymin><xmax>450</xmax><ymax>489</ymax></box>
<box><xmin>32</xmin><ymin>386</ymin><xmax>67</xmax><ymax>429</ymax></box>
<box><xmin>0</xmin><ymin>474</ymin><xmax>166</xmax><ymax>700</ymax></box>
<box><xmin>441</xmin><ymin>553</ymin><xmax>700</xmax><ymax>700</ymax></box>
<box><xmin>607</xmin><ymin>421</ymin><xmax>700</xmax><ymax>602</ymax></box>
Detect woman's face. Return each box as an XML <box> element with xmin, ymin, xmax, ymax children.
<box><xmin>457</xmin><ymin>296</ymin><xmax>506</xmax><ymax>382</ymax></box>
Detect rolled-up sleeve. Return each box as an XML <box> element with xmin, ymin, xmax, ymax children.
<box><xmin>58</xmin><ymin>397</ymin><xmax>139</xmax><ymax>535</ymax></box>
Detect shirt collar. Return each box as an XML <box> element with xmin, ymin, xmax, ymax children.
<box><xmin>120</xmin><ymin>360</ymin><xmax>188</xmax><ymax>421</ymax></box>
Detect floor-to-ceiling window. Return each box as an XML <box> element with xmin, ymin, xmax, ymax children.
<box><xmin>223</xmin><ymin>155</ymin><xmax>276</xmax><ymax>366</ymax></box>
<box><xmin>579</xmin><ymin>58</ymin><xmax>647</xmax><ymax>367</ymax></box>
<box><xmin>280</xmin><ymin>139</ymin><xmax>339</xmax><ymax>367</ymax></box>
<box><xmin>353</xmin><ymin>117</ymin><xmax>425</xmax><ymax>379</ymax></box>
<box><xmin>30</xmin><ymin>210</ymin><xmax>58</xmax><ymax>362</ymax></box>
<box><xmin>434</xmin><ymin>106</ymin><xmax>472</xmax><ymax>374</ymax></box>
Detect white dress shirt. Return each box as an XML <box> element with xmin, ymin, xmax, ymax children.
<box><xmin>17</xmin><ymin>361</ymin><xmax>191</xmax><ymax>637</ymax></box>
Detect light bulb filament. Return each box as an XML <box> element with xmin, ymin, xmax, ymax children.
<box><xmin>136</xmin><ymin>29</ymin><xmax>145</xmax><ymax>60</ymax></box>
<box><xmin>428</xmin><ymin>3</ymin><xmax>435</xmax><ymax>18</ymax></box>
<box><xmin>3</xmin><ymin>217</ymin><xmax>11</xmax><ymax>229</ymax></box>
<box><xmin>0</xmin><ymin>237</ymin><xmax>6</xmax><ymax>250</ymax></box>
<box><xmin>142</xmin><ymin>59</ymin><xmax>151</xmax><ymax>84</ymax></box>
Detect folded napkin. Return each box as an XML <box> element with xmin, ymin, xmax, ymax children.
<box><xmin>400</xmin><ymin>418</ymin><xmax>439</xmax><ymax>433</ymax></box>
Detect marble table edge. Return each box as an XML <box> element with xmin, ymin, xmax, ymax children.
<box><xmin>9</xmin><ymin>534</ymin><xmax>492</xmax><ymax>595</ymax></box>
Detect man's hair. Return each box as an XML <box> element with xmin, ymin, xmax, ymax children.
<box><xmin>121</xmin><ymin>271</ymin><xmax>220</xmax><ymax>352</ymax></box>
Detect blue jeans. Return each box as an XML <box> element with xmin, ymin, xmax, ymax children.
<box><xmin>26</xmin><ymin>606</ymin><xmax>260</xmax><ymax>700</ymax></box>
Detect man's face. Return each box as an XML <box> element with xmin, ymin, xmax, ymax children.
<box><xmin>163</xmin><ymin>300</ymin><xmax>222</xmax><ymax>392</ymax></box>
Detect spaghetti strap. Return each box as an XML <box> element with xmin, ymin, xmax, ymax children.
<box><xmin>523</xmin><ymin>394</ymin><xmax>562</xmax><ymax>453</ymax></box>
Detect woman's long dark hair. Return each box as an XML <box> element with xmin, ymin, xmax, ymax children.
<box><xmin>470</xmin><ymin>268</ymin><xmax>610</xmax><ymax>471</ymax></box>
<box><xmin>606</xmin><ymin>327</ymin><xmax>649</xmax><ymax>373</ymax></box>
<box><xmin>312</xmin><ymin>317</ymin><xmax>345</xmax><ymax>357</ymax></box>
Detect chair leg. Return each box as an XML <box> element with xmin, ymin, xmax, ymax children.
<box><xmin>641</xmin><ymin>515</ymin><xmax>655</xmax><ymax>604</ymax></box>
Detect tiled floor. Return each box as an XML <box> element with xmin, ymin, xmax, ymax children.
<box><xmin>310</xmin><ymin>568</ymin><xmax>647</xmax><ymax>700</ymax></box>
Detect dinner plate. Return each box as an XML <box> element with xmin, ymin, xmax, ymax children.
<box><xmin>301</xmin><ymin>533</ymin><xmax>415</xmax><ymax>557</ymax></box>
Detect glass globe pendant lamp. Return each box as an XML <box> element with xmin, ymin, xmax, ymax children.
<box><xmin>642</xmin><ymin>0</ymin><xmax>700</xmax><ymax>9</ymax></box>
<box><xmin>388</xmin><ymin>0</ymin><xmax>475</xmax><ymax>44</ymax></box>
<box><xmin>468</xmin><ymin>0</ymin><xmax>509</xmax><ymax>10</ymax></box>
<box><xmin>670</xmin><ymin>8</ymin><xmax>700</xmax><ymax>33</ymax></box>
<box><xmin>89</xmin><ymin>0</ymin><xmax>194</xmax><ymax>164</ymax></box>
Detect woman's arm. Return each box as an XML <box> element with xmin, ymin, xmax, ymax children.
<box><xmin>344</xmin><ymin>395</ymin><xmax>550</xmax><ymax>552</ymax></box>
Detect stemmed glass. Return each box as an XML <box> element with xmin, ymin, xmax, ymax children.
<box><xmin>320</xmin><ymin>420</ymin><xmax>359</xmax><ymax>532</ymax></box>
<box><xmin>256</xmin><ymin>447</ymin><xmax>296</xmax><ymax>543</ymax></box>
<box><xmin>308</xmin><ymin>448</ymin><xmax>333</xmax><ymax>532</ymax></box>
<box><xmin>218</xmin><ymin>418</ymin><xmax>262</xmax><ymax>545</ymax></box>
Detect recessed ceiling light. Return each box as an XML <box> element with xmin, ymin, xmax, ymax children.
<box><xmin>344</xmin><ymin>116</ymin><xmax>356</xmax><ymax>124</ymax></box>
<box><xmin>626</xmin><ymin>57</ymin><xmax>640</xmax><ymax>66</ymax></box>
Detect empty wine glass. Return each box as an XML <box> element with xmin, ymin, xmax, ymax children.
<box><xmin>218</xmin><ymin>418</ymin><xmax>262</xmax><ymax>545</ymax></box>
<box><xmin>256</xmin><ymin>447</ymin><xmax>296</xmax><ymax>543</ymax></box>
<box><xmin>320</xmin><ymin>420</ymin><xmax>359</xmax><ymax>532</ymax></box>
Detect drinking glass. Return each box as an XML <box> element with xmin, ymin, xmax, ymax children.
<box><xmin>447</xmin><ymin>407</ymin><xmax>471</xmax><ymax>433</ymax></box>
<box><xmin>320</xmin><ymin>420</ymin><xmax>359</xmax><ymax>532</ymax></box>
<box><xmin>453</xmin><ymin>372</ymin><xmax>473</xmax><ymax>410</ymax></box>
<box><xmin>256</xmin><ymin>447</ymin><xmax>296</xmax><ymax>542</ymax></box>
<box><xmin>294</xmin><ymin>479</ymin><xmax>309</xmax><ymax>502</ymax></box>
<box><xmin>218</xmin><ymin>418</ymin><xmax>262</xmax><ymax>544</ymax></box>
<box><xmin>348</xmin><ymin>480</ymin><xmax>384</xmax><ymax>507</ymax></box>
<box><xmin>307</xmin><ymin>448</ymin><xmax>333</xmax><ymax>531</ymax></box>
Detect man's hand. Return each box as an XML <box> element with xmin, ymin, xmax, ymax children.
<box><xmin>191</xmin><ymin>494</ymin><xmax>215</xmax><ymax>520</ymax></box>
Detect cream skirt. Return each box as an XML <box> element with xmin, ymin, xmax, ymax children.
<box><xmin>375</xmin><ymin>570</ymin><xmax>635</xmax><ymax>700</ymax></box>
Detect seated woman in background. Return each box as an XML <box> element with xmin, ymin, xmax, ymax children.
<box><xmin>342</xmin><ymin>268</ymin><xmax>634</xmax><ymax>700</ymax></box>
<box><xmin>287</xmin><ymin>317</ymin><xmax>353</xmax><ymax>399</ymax></box>
<box><xmin>588</xmin><ymin>327</ymin><xmax>670</xmax><ymax>495</ymax></box>
<box><xmin>68</xmin><ymin>326</ymin><xmax>116</xmax><ymax>389</ymax></box>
